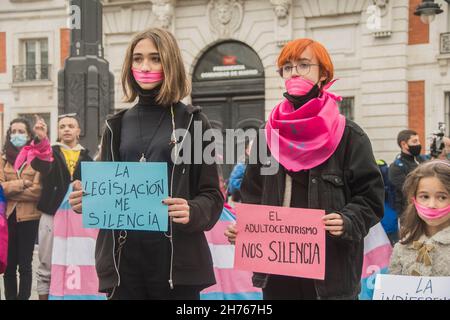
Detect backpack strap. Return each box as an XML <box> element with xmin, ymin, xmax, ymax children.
<box><xmin>393</xmin><ymin>157</ymin><xmax>409</xmax><ymax>176</ymax></box>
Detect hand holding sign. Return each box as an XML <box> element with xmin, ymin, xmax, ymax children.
<box><xmin>322</xmin><ymin>213</ymin><xmax>345</xmax><ymax>236</ymax></box>
<box><xmin>69</xmin><ymin>180</ymin><xmax>83</xmax><ymax>213</ymax></box>
<box><xmin>163</xmin><ymin>197</ymin><xmax>190</xmax><ymax>224</ymax></box>
<box><xmin>82</xmin><ymin>162</ymin><xmax>168</xmax><ymax>231</ymax></box>
<box><xmin>224</xmin><ymin>223</ymin><xmax>237</xmax><ymax>244</ymax></box>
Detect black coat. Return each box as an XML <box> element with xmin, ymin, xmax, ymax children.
<box><xmin>388</xmin><ymin>152</ymin><xmax>419</xmax><ymax>216</ymax></box>
<box><xmin>31</xmin><ymin>145</ymin><xmax>92</xmax><ymax>216</ymax></box>
<box><xmin>241</xmin><ymin>119</ymin><xmax>385</xmax><ymax>299</ymax></box>
<box><xmin>95</xmin><ymin>102</ymin><xmax>224</xmax><ymax>293</ymax></box>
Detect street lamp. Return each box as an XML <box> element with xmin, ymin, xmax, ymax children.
<box><xmin>414</xmin><ymin>0</ymin><xmax>449</xmax><ymax>24</ymax></box>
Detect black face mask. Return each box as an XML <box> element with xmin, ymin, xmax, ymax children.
<box><xmin>283</xmin><ymin>84</ymin><xmax>321</xmax><ymax>110</ymax></box>
<box><xmin>408</xmin><ymin>144</ymin><xmax>422</xmax><ymax>157</ymax></box>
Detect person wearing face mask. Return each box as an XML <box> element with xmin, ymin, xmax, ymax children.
<box><xmin>389</xmin><ymin>130</ymin><xmax>423</xmax><ymax>218</ymax></box>
<box><xmin>389</xmin><ymin>160</ymin><xmax>450</xmax><ymax>276</ymax></box>
<box><xmin>0</xmin><ymin>118</ymin><xmax>48</xmax><ymax>300</ymax></box>
<box><xmin>30</xmin><ymin>115</ymin><xmax>92</xmax><ymax>300</ymax></box>
<box><xmin>225</xmin><ymin>38</ymin><xmax>384</xmax><ymax>300</ymax></box>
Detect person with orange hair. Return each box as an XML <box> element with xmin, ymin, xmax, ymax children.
<box><xmin>225</xmin><ymin>38</ymin><xmax>384</xmax><ymax>299</ymax></box>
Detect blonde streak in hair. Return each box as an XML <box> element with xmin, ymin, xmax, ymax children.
<box><xmin>120</xmin><ymin>57</ymin><xmax>128</xmax><ymax>101</ymax></box>
<box><xmin>158</xmin><ymin>45</ymin><xmax>172</xmax><ymax>106</ymax></box>
<box><xmin>166</xmin><ymin>37</ymin><xmax>177</xmax><ymax>104</ymax></box>
<box><xmin>121</xmin><ymin>64</ymin><xmax>131</xmax><ymax>102</ymax></box>
<box><xmin>175</xmin><ymin>41</ymin><xmax>189</xmax><ymax>100</ymax></box>
<box><xmin>160</xmin><ymin>28</ymin><xmax>189</xmax><ymax>104</ymax></box>
<box><xmin>168</xmin><ymin>33</ymin><xmax>183</xmax><ymax>103</ymax></box>
<box><xmin>121</xmin><ymin>41</ymin><xmax>135</xmax><ymax>103</ymax></box>
<box><xmin>176</xmin><ymin>41</ymin><xmax>190</xmax><ymax>98</ymax></box>
<box><xmin>160</xmin><ymin>33</ymin><xmax>182</xmax><ymax>105</ymax></box>
<box><xmin>172</xmin><ymin>57</ymin><xmax>184</xmax><ymax>103</ymax></box>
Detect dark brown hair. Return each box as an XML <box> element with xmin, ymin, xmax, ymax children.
<box><xmin>397</xmin><ymin>129</ymin><xmax>418</xmax><ymax>148</ymax></box>
<box><xmin>121</xmin><ymin>28</ymin><xmax>191</xmax><ymax>106</ymax></box>
<box><xmin>400</xmin><ymin>160</ymin><xmax>450</xmax><ymax>244</ymax></box>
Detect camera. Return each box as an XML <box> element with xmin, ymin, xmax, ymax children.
<box><xmin>430</xmin><ymin>122</ymin><xmax>446</xmax><ymax>159</ymax></box>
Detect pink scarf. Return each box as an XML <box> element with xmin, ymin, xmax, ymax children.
<box><xmin>266</xmin><ymin>80</ymin><xmax>346</xmax><ymax>172</ymax></box>
<box><xmin>14</xmin><ymin>137</ymin><xmax>53</xmax><ymax>171</ymax></box>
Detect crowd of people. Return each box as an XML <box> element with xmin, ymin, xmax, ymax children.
<box><xmin>0</xmin><ymin>28</ymin><xmax>449</xmax><ymax>300</ymax></box>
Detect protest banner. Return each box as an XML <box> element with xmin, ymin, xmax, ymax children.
<box><xmin>81</xmin><ymin>162</ymin><xmax>168</xmax><ymax>231</ymax></box>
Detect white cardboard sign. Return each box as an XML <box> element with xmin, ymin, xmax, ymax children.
<box><xmin>373</xmin><ymin>274</ymin><xmax>450</xmax><ymax>300</ymax></box>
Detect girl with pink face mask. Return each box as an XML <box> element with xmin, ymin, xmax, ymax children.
<box><xmin>389</xmin><ymin>160</ymin><xmax>450</xmax><ymax>276</ymax></box>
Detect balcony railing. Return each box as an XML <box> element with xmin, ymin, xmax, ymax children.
<box><xmin>12</xmin><ymin>64</ymin><xmax>51</xmax><ymax>82</ymax></box>
<box><xmin>441</xmin><ymin>33</ymin><xmax>450</xmax><ymax>55</ymax></box>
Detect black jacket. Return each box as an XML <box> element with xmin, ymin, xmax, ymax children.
<box><xmin>241</xmin><ymin>119</ymin><xmax>384</xmax><ymax>299</ymax></box>
<box><xmin>31</xmin><ymin>145</ymin><xmax>92</xmax><ymax>216</ymax></box>
<box><xmin>95</xmin><ymin>102</ymin><xmax>224</xmax><ymax>293</ymax></box>
<box><xmin>388</xmin><ymin>152</ymin><xmax>419</xmax><ymax>216</ymax></box>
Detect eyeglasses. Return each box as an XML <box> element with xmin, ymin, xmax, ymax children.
<box><xmin>278</xmin><ymin>63</ymin><xmax>320</xmax><ymax>79</ymax></box>
<box><xmin>58</xmin><ymin>113</ymin><xmax>77</xmax><ymax>119</ymax></box>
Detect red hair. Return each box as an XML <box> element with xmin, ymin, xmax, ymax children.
<box><xmin>277</xmin><ymin>38</ymin><xmax>334</xmax><ymax>85</ymax></box>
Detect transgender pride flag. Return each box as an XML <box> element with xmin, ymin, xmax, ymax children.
<box><xmin>49</xmin><ymin>187</ymin><xmax>106</xmax><ymax>300</ymax></box>
<box><xmin>201</xmin><ymin>204</ymin><xmax>262</xmax><ymax>300</ymax></box>
<box><xmin>359</xmin><ymin>223</ymin><xmax>393</xmax><ymax>300</ymax></box>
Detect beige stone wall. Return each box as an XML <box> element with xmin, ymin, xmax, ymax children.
<box><xmin>0</xmin><ymin>0</ymin><xmax>68</xmax><ymax>143</ymax></box>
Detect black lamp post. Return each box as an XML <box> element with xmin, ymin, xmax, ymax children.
<box><xmin>414</xmin><ymin>0</ymin><xmax>449</xmax><ymax>24</ymax></box>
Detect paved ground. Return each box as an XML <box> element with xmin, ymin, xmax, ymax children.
<box><xmin>0</xmin><ymin>245</ymin><xmax>39</xmax><ymax>300</ymax></box>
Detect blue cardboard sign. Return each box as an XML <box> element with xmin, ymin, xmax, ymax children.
<box><xmin>81</xmin><ymin>162</ymin><xmax>168</xmax><ymax>231</ymax></box>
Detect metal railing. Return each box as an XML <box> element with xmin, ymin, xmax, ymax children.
<box><xmin>441</xmin><ymin>33</ymin><xmax>450</xmax><ymax>54</ymax></box>
<box><xmin>12</xmin><ymin>64</ymin><xmax>51</xmax><ymax>82</ymax></box>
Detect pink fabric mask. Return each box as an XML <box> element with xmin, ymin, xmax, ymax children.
<box><xmin>413</xmin><ymin>198</ymin><xmax>450</xmax><ymax>220</ymax></box>
<box><xmin>285</xmin><ymin>76</ymin><xmax>316</xmax><ymax>96</ymax></box>
<box><xmin>266</xmin><ymin>79</ymin><xmax>346</xmax><ymax>172</ymax></box>
<box><xmin>132</xmin><ymin>68</ymin><xmax>164</xmax><ymax>83</ymax></box>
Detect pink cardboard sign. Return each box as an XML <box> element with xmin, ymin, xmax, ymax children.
<box><xmin>234</xmin><ymin>203</ymin><xmax>326</xmax><ymax>280</ymax></box>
